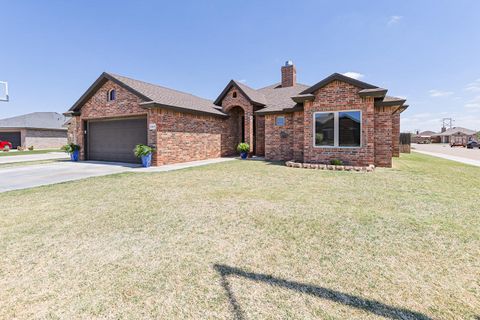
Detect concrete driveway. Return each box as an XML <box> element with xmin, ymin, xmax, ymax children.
<box><xmin>0</xmin><ymin>158</ymin><xmax>234</xmax><ymax>193</ymax></box>
<box><xmin>0</xmin><ymin>152</ymin><xmax>69</xmax><ymax>164</ymax></box>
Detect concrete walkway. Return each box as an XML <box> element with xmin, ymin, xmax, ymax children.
<box><xmin>0</xmin><ymin>152</ymin><xmax>69</xmax><ymax>164</ymax></box>
<box><xmin>413</xmin><ymin>149</ymin><xmax>480</xmax><ymax>167</ymax></box>
<box><xmin>0</xmin><ymin>157</ymin><xmax>235</xmax><ymax>193</ymax></box>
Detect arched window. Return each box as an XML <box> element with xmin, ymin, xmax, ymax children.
<box><xmin>108</xmin><ymin>89</ymin><xmax>116</xmax><ymax>101</ymax></box>
<box><xmin>232</xmin><ymin>91</ymin><xmax>237</xmax><ymax>98</ymax></box>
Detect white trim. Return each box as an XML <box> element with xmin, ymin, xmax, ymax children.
<box><xmin>107</xmin><ymin>89</ymin><xmax>116</xmax><ymax>102</ymax></box>
<box><xmin>275</xmin><ymin>115</ymin><xmax>285</xmax><ymax>126</ymax></box>
<box><xmin>313</xmin><ymin>110</ymin><xmax>362</xmax><ymax>148</ymax></box>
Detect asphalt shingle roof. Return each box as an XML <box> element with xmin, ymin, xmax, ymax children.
<box><xmin>256</xmin><ymin>83</ymin><xmax>310</xmax><ymax>114</ymax></box>
<box><xmin>108</xmin><ymin>73</ymin><xmax>226</xmax><ymax>116</ymax></box>
<box><xmin>70</xmin><ymin>71</ymin><xmax>408</xmax><ymax>117</ymax></box>
<box><xmin>0</xmin><ymin>112</ymin><xmax>67</xmax><ymax>130</ymax></box>
<box><xmin>435</xmin><ymin>127</ymin><xmax>477</xmax><ymax>136</ymax></box>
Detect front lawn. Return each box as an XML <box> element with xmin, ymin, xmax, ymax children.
<box><xmin>0</xmin><ymin>153</ymin><xmax>478</xmax><ymax>319</ymax></box>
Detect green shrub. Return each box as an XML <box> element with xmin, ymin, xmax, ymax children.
<box><xmin>330</xmin><ymin>159</ymin><xmax>343</xmax><ymax>166</ymax></box>
<box><xmin>28</xmin><ymin>146</ymin><xmax>34</xmax><ymax>151</ymax></box>
<box><xmin>134</xmin><ymin>144</ymin><xmax>154</xmax><ymax>157</ymax></box>
<box><xmin>62</xmin><ymin>143</ymin><xmax>80</xmax><ymax>154</ymax></box>
<box><xmin>3</xmin><ymin>145</ymin><xmax>10</xmax><ymax>152</ymax></box>
<box><xmin>236</xmin><ymin>143</ymin><xmax>250</xmax><ymax>154</ymax></box>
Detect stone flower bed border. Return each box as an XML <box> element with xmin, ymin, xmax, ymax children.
<box><xmin>285</xmin><ymin>161</ymin><xmax>375</xmax><ymax>172</ymax></box>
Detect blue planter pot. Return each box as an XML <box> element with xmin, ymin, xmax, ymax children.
<box><xmin>70</xmin><ymin>149</ymin><xmax>79</xmax><ymax>162</ymax></box>
<box><xmin>240</xmin><ymin>152</ymin><xmax>248</xmax><ymax>160</ymax></box>
<box><xmin>141</xmin><ymin>153</ymin><xmax>152</xmax><ymax>167</ymax></box>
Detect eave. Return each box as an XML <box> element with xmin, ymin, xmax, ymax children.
<box><xmin>140</xmin><ymin>102</ymin><xmax>228</xmax><ymax>118</ymax></box>
<box><xmin>358</xmin><ymin>88</ymin><xmax>388</xmax><ymax>98</ymax></box>
<box><xmin>291</xmin><ymin>94</ymin><xmax>315</xmax><ymax>103</ymax></box>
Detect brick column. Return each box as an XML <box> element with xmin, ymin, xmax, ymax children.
<box><xmin>392</xmin><ymin>112</ymin><xmax>400</xmax><ymax>157</ymax></box>
<box><xmin>245</xmin><ymin>112</ymin><xmax>254</xmax><ymax>152</ymax></box>
<box><xmin>147</xmin><ymin>109</ymin><xmax>160</xmax><ymax>166</ymax></box>
<box><xmin>374</xmin><ymin>106</ymin><xmax>393</xmax><ymax>167</ymax></box>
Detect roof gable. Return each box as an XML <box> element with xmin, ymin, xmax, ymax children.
<box><xmin>214</xmin><ymin>80</ymin><xmax>266</xmax><ymax>106</ymax></box>
<box><xmin>68</xmin><ymin>73</ymin><xmax>226</xmax><ymax>117</ymax></box>
<box><xmin>300</xmin><ymin>73</ymin><xmax>378</xmax><ymax>94</ymax></box>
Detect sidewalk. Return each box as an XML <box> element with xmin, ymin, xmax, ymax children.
<box><xmin>412</xmin><ymin>149</ymin><xmax>480</xmax><ymax>167</ymax></box>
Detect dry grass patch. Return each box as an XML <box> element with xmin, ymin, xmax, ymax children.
<box><xmin>0</xmin><ymin>153</ymin><xmax>479</xmax><ymax>319</ymax></box>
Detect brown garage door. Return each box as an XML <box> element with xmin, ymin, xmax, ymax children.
<box><xmin>87</xmin><ymin>118</ymin><xmax>147</xmax><ymax>163</ymax></box>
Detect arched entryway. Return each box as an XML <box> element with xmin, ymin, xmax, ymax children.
<box><xmin>226</xmin><ymin>105</ymin><xmax>246</xmax><ymax>151</ymax></box>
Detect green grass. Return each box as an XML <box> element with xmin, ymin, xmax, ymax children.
<box><xmin>0</xmin><ymin>153</ymin><xmax>478</xmax><ymax>319</ymax></box>
<box><xmin>0</xmin><ymin>149</ymin><xmax>62</xmax><ymax>156</ymax></box>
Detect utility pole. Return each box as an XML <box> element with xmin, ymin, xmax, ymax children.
<box><xmin>441</xmin><ymin>118</ymin><xmax>453</xmax><ymax>133</ymax></box>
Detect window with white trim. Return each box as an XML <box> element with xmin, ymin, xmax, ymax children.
<box><xmin>314</xmin><ymin>111</ymin><xmax>361</xmax><ymax>147</ymax></box>
<box><xmin>275</xmin><ymin>115</ymin><xmax>285</xmax><ymax>126</ymax></box>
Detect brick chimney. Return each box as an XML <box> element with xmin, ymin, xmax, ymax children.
<box><xmin>281</xmin><ymin>60</ymin><xmax>296</xmax><ymax>87</ymax></box>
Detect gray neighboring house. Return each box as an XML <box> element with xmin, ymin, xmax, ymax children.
<box><xmin>0</xmin><ymin>112</ymin><xmax>68</xmax><ymax>149</ymax></box>
<box><xmin>433</xmin><ymin>127</ymin><xmax>478</xmax><ymax>144</ymax></box>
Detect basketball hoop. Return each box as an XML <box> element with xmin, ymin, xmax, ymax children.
<box><xmin>0</xmin><ymin>81</ymin><xmax>9</xmax><ymax>102</ymax></box>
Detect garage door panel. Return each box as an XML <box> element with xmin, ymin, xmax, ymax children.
<box><xmin>88</xmin><ymin>118</ymin><xmax>147</xmax><ymax>163</ymax></box>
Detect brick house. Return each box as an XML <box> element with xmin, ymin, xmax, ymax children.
<box><xmin>0</xmin><ymin>112</ymin><xmax>67</xmax><ymax>149</ymax></box>
<box><xmin>65</xmin><ymin>62</ymin><xmax>408</xmax><ymax>167</ymax></box>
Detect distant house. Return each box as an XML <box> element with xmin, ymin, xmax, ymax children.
<box><xmin>433</xmin><ymin>127</ymin><xmax>477</xmax><ymax>145</ymax></box>
<box><xmin>412</xmin><ymin>130</ymin><xmax>437</xmax><ymax>144</ymax></box>
<box><xmin>0</xmin><ymin>112</ymin><xmax>68</xmax><ymax>149</ymax></box>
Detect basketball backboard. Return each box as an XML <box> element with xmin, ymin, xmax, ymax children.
<box><xmin>0</xmin><ymin>81</ymin><xmax>9</xmax><ymax>102</ymax></box>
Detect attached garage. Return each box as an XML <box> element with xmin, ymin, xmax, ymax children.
<box><xmin>0</xmin><ymin>132</ymin><xmax>21</xmax><ymax>148</ymax></box>
<box><xmin>86</xmin><ymin>117</ymin><xmax>147</xmax><ymax>163</ymax></box>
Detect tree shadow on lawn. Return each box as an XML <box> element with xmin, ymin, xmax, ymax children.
<box><xmin>214</xmin><ymin>264</ymin><xmax>432</xmax><ymax>320</ymax></box>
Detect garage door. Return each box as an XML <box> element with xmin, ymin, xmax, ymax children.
<box><xmin>0</xmin><ymin>132</ymin><xmax>21</xmax><ymax>149</ymax></box>
<box><xmin>87</xmin><ymin>118</ymin><xmax>147</xmax><ymax>163</ymax></box>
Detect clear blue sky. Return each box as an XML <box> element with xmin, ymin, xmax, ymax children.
<box><xmin>1</xmin><ymin>0</ymin><xmax>480</xmax><ymax>132</ymax></box>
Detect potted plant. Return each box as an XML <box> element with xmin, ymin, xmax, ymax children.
<box><xmin>62</xmin><ymin>143</ymin><xmax>81</xmax><ymax>161</ymax></box>
<box><xmin>134</xmin><ymin>144</ymin><xmax>154</xmax><ymax>167</ymax></box>
<box><xmin>237</xmin><ymin>142</ymin><xmax>250</xmax><ymax>160</ymax></box>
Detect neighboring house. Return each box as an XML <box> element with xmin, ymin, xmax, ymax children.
<box><xmin>433</xmin><ymin>127</ymin><xmax>478</xmax><ymax>144</ymax></box>
<box><xmin>412</xmin><ymin>130</ymin><xmax>437</xmax><ymax>144</ymax></box>
<box><xmin>65</xmin><ymin>62</ymin><xmax>408</xmax><ymax>167</ymax></box>
<box><xmin>0</xmin><ymin>112</ymin><xmax>68</xmax><ymax>149</ymax></box>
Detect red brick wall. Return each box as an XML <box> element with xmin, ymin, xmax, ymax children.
<box><xmin>392</xmin><ymin>112</ymin><xmax>400</xmax><ymax>157</ymax></box>
<box><xmin>265</xmin><ymin>114</ymin><xmax>293</xmax><ymax>161</ymax></box>
<box><xmin>255</xmin><ymin>115</ymin><xmax>265</xmax><ymax>156</ymax></box>
<box><xmin>264</xmin><ymin>111</ymin><xmax>303</xmax><ymax>162</ymax></box>
<box><xmin>292</xmin><ymin>111</ymin><xmax>304</xmax><ymax>161</ymax></box>
<box><xmin>303</xmin><ymin>81</ymin><xmax>375</xmax><ymax>167</ymax></box>
<box><xmin>151</xmin><ymin>109</ymin><xmax>230</xmax><ymax>165</ymax></box>
<box><xmin>374</xmin><ymin>106</ymin><xmax>395</xmax><ymax>167</ymax></box>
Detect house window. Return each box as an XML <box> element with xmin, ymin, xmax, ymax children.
<box><xmin>108</xmin><ymin>89</ymin><xmax>116</xmax><ymax>101</ymax></box>
<box><xmin>314</xmin><ymin>110</ymin><xmax>361</xmax><ymax>147</ymax></box>
<box><xmin>232</xmin><ymin>91</ymin><xmax>237</xmax><ymax>98</ymax></box>
<box><xmin>275</xmin><ymin>116</ymin><xmax>285</xmax><ymax>126</ymax></box>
